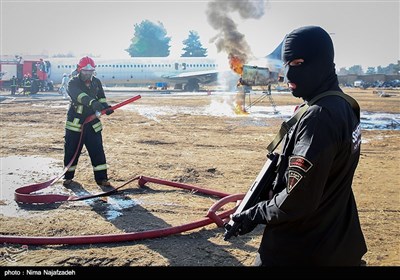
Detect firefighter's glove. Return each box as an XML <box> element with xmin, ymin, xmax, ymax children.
<box><xmin>91</xmin><ymin>100</ymin><xmax>104</xmax><ymax>113</ymax></box>
<box><xmin>105</xmin><ymin>105</ymin><xmax>114</xmax><ymax>116</ymax></box>
<box><xmin>231</xmin><ymin>207</ymin><xmax>259</xmax><ymax>236</ymax></box>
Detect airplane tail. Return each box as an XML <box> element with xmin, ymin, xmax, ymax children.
<box><xmin>265</xmin><ymin>40</ymin><xmax>284</xmax><ymax>60</ymax></box>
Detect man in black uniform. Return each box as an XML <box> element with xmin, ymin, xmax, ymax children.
<box><xmin>63</xmin><ymin>56</ymin><xmax>114</xmax><ymax>187</ymax></box>
<box><xmin>232</xmin><ymin>26</ymin><xmax>367</xmax><ymax>266</ymax></box>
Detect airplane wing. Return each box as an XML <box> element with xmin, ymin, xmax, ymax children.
<box><xmin>161</xmin><ymin>69</ymin><xmax>219</xmax><ymax>84</ymax></box>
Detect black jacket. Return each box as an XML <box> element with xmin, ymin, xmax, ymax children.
<box><xmin>65</xmin><ymin>76</ymin><xmax>108</xmax><ymax>133</ymax></box>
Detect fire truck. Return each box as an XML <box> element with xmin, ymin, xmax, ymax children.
<box><xmin>0</xmin><ymin>56</ymin><xmax>53</xmax><ymax>94</ymax></box>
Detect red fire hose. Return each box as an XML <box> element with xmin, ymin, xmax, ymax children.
<box><xmin>1</xmin><ymin>175</ymin><xmax>243</xmax><ymax>245</ymax></box>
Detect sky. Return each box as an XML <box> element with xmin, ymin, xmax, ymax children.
<box><xmin>0</xmin><ymin>0</ymin><xmax>399</xmax><ymax>70</ymax></box>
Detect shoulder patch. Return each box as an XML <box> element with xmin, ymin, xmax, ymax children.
<box><xmin>287</xmin><ymin>170</ymin><xmax>303</xmax><ymax>194</ymax></box>
<box><xmin>289</xmin><ymin>156</ymin><xmax>313</xmax><ymax>173</ymax></box>
<box><xmin>352</xmin><ymin>123</ymin><xmax>361</xmax><ymax>153</ymax></box>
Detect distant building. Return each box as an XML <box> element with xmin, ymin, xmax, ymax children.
<box><xmin>338</xmin><ymin>74</ymin><xmax>400</xmax><ymax>86</ymax></box>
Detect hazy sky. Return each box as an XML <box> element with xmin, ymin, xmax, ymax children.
<box><xmin>1</xmin><ymin>0</ymin><xmax>398</xmax><ymax>70</ymax></box>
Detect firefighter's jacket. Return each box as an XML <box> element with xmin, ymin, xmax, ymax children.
<box><xmin>66</xmin><ymin>76</ymin><xmax>108</xmax><ymax>133</ymax></box>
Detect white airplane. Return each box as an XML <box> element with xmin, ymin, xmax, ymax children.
<box><xmin>47</xmin><ymin>56</ymin><xmax>220</xmax><ymax>91</ymax></box>
<box><xmin>45</xmin><ymin>41</ymin><xmax>284</xmax><ymax>92</ymax></box>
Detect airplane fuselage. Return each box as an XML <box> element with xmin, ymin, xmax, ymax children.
<box><xmin>48</xmin><ymin>57</ymin><xmax>219</xmax><ymax>90</ymax></box>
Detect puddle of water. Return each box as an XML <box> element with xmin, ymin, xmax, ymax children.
<box><xmin>104</xmin><ymin>197</ymin><xmax>141</xmax><ymax>220</ymax></box>
<box><xmin>0</xmin><ymin>156</ymin><xmax>142</xmax><ymax>220</ymax></box>
<box><xmin>361</xmin><ymin>112</ymin><xmax>400</xmax><ymax>130</ymax></box>
<box><xmin>0</xmin><ymin>156</ymin><xmax>64</xmax><ymax>217</ymax></box>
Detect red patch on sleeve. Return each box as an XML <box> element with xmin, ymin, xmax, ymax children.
<box><xmin>289</xmin><ymin>156</ymin><xmax>313</xmax><ymax>173</ymax></box>
<box><xmin>287</xmin><ymin>170</ymin><xmax>303</xmax><ymax>194</ymax></box>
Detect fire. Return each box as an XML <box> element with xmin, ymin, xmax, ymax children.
<box><xmin>234</xmin><ymin>90</ymin><xmax>249</xmax><ymax>115</ymax></box>
<box><xmin>229</xmin><ymin>54</ymin><xmax>243</xmax><ymax>75</ymax></box>
<box><xmin>228</xmin><ymin>54</ymin><xmax>249</xmax><ymax>115</ymax></box>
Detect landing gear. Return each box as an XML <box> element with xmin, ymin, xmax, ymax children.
<box><xmin>184</xmin><ymin>78</ymin><xmax>200</xmax><ymax>92</ymax></box>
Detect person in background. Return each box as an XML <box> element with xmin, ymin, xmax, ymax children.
<box><xmin>231</xmin><ymin>26</ymin><xmax>367</xmax><ymax>266</ymax></box>
<box><xmin>10</xmin><ymin>75</ymin><xmax>18</xmax><ymax>95</ymax></box>
<box><xmin>22</xmin><ymin>74</ymin><xmax>31</xmax><ymax>95</ymax></box>
<box><xmin>59</xmin><ymin>73</ymin><xmax>69</xmax><ymax>99</ymax></box>
<box><xmin>63</xmin><ymin>56</ymin><xmax>114</xmax><ymax>188</ymax></box>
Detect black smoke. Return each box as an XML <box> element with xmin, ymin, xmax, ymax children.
<box><xmin>206</xmin><ymin>0</ymin><xmax>266</xmax><ymax>64</ymax></box>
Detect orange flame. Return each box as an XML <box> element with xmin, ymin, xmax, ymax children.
<box><xmin>228</xmin><ymin>54</ymin><xmax>248</xmax><ymax>115</ymax></box>
<box><xmin>229</xmin><ymin>55</ymin><xmax>243</xmax><ymax>75</ymax></box>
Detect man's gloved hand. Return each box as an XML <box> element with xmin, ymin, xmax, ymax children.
<box><xmin>91</xmin><ymin>100</ymin><xmax>104</xmax><ymax>113</ymax></box>
<box><xmin>105</xmin><ymin>105</ymin><xmax>114</xmax><ymax>115</ymax></box>
<box><xmin>231</xmin><ymin>208</ymin><xmax>258</xmax><ymax>236</ymax></box>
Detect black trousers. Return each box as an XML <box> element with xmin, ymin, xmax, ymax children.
<box><xmin>253</xmin><ymin>252</ymin><xmax>367</xmax><ymax>266</ymax></box>
<box><xmin>63</xmin><ymin>125</ymin><xmax>107</xmax><ymax>182</ymax></box>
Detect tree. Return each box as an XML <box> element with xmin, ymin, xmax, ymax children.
<box><xmin>382</xmin><ymin>63</ymin><xmax>399</xmax><ymax>75</ymax></box>
<box><xmin>376</xmin><ymin>66</ymin><xmax>384</xmax><ymax>74</ymax></box>
<box><xmin>348</xmin><ymin>65</ymin><xmax>364</xmax><ymax>75</ymax></box>
<box><xmin>181</xmin><ymin>31</ymin><xmax>207</xmax><ymax>57</ymax></box>
<box><xmin>365</xmin><ymin>67</ymin><xmax>376</xmax><ymax>75</ymax></box>
<box><xmin>126</xmin><ymin>20</ymin><xmax>171</xmax><ymax>57</ymax></box>
<box><xmin>337</xmin><ymin>67</ymin><xmax>349</xmax><ymax>75</ymax></box>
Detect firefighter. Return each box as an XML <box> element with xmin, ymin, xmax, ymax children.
<box><xmin>22</xmin><ymin>74</ymin><xmax>32</xmax><ymax>95</ymax></box>
<box><xmin>63</xmin><ymin>56</ymin><xmax>114</xmax><ymax>188</ymax></box>
<box><xmin>10</xmin><ymin>75</ymin><xmax>18</xmax><ymax>95</ymax></box>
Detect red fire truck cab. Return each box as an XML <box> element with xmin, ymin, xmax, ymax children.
<box><xmin>0</xmin><ymin>56</ymin><xmax>53</xmax><ymax>94</ymax></box>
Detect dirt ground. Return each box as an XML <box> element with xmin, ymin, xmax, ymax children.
<box><xmin>0</xmin><ymin>87</ymin><xmax>399</xmax><ymax>267</ymax></box>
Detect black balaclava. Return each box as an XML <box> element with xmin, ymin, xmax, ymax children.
<box><xmin>282</xmin><ymin>26</ymin><xmax>340</xmax><ymax>101</ymax></box>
